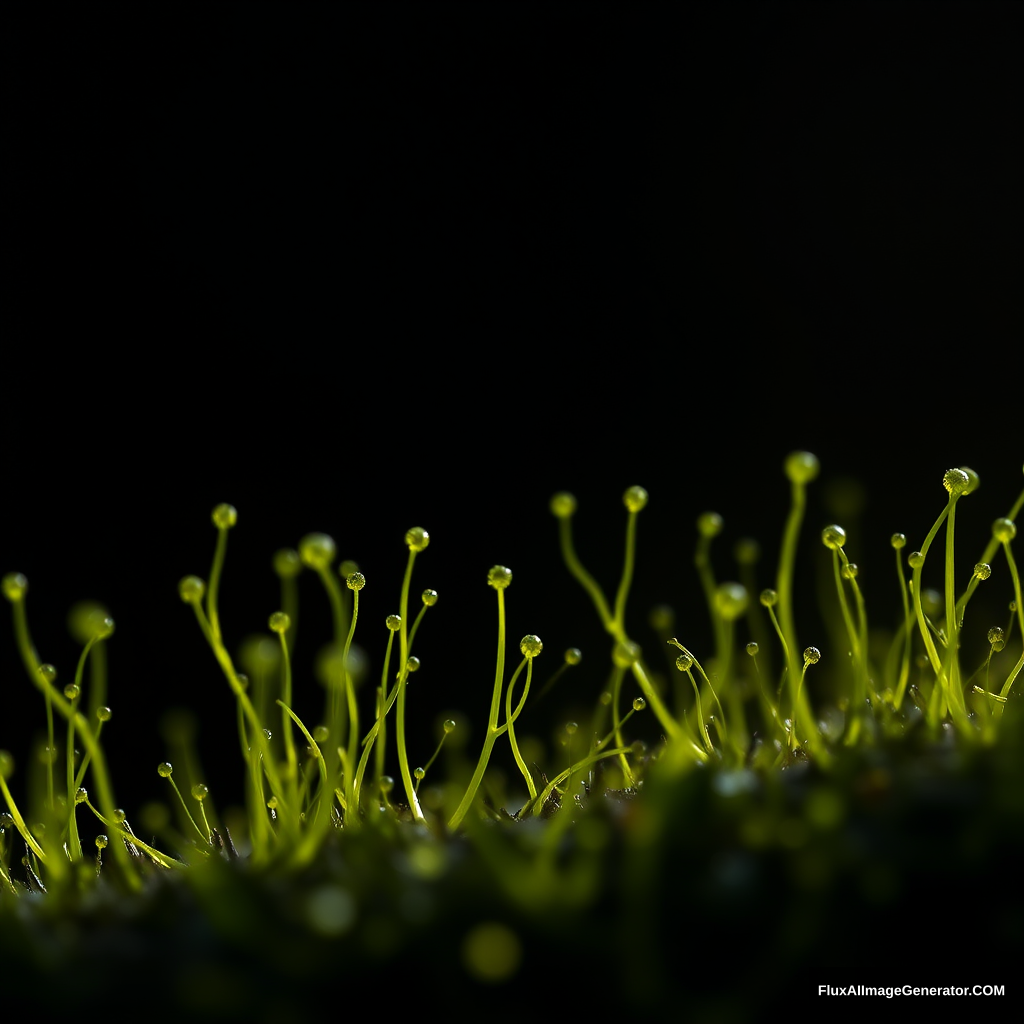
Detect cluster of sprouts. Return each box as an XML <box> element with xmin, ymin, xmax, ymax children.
<box><xmin>1</xmin><ymin>455</ymin><xmax>1022</xmax><ymax>896</ymax></box>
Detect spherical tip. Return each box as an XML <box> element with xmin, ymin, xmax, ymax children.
<box><xmin>759</xmin><ymin>588</ymin><xmax>778</xmax><ymax>608</ymax></box>
<box><xmin>191</xmin><ymin>783</ymin><xmax>208</xmax><ymax>801</ymax></box>
<box><xmin>421</xmin><ymin>588</ymin><xmax>438</xmax><ymax>607</ymax></box>
<box><xmin>697</xmin><ymin>511</ymin><xmax>723</xmax><ymax>538</ymax></box>
<box><xmin>2</xmin><ymin>572</ymin><xmax>28</xmax><ymax>603</ymax></box>
<box><xmin>273</xmin><ymin>549</ymin><xmax>302</xmax><ymax>579</ymax></box>
<box><xmin>299</xmin><ymin>533</ymin><xmax>337</xmax><ymax>571</ymax></box>
<box><xmin>519</xmin><ymin>634</ymin><xmax>543</xmax><ymax>659</ymax></box>
<box><xmin>405</xmin><ymin>526</ymin><xmax>430</xmax><ymax>553</ymax></box>
<box><xmin>212</xmin><ymin>503</ymin><xmax>238</xmax><ymax>529</ymax></box>
<box><xmin>385</xmin><ymin>613</ymin><xmax>402</xmax><ymax>631</ymax></box>
<box><xmin>346</xmin><ymin>572</ymin><xmax>366</xmax><ymax>592</ymax></box>
<box><xmin>942</xmin><ymin>468</ymin><xmax>970</xmax><ymax>496</ymax></box>
<box><xmin>992</xmin><ymin>518</ymin><xmax>1017</xmax><ymax>543</ymax></box>
<box><xmin>973</xmin><ymin>563</ymin><xmax>992</xmax><ymax>581</ymax></box>
<box><xmin>178</xmin><ymin>575</ymin><xmax>206</xmax><ymax>604</ymax></box>
<box><xmin>550</xmin><ymin>492</ymin><xmax>577</xmax><ymax>518</ymax></box>
<box><xmin>890</xmin><ymin>532</ymin><xmax>906</xmax><ymax>550</ymax></box>
<box><xmin>564</xmin><ymin>647</ymin><xmax>582</xmax><ymax>666</ymax></box>
<box><xmin>632</xmin><ymin>697</ymin><xmax>646</xmax><ymax>712</ymax></box>
<box><xmin>714</xmin><ymin>582</ymin><xmax>748</xmax><ymax>621</ymax></box>
<box><xmin>623</xmin><ymin>485</ymin><xmax>649</xmax><ymax>513</ymax></box>
<box><xmin>487</xmin><ymin>565</ymin><xmax>512</xmax><ymax>590</ymax></box>
<box><xmin>821</xmin><ymin>524</ymin><xmax>847</xmax><ymax>550</ymax></box>
<box><xmin>269</xmin><ymin>611</ymin><xmax>291</xmax><ymax>634</ymax></box>
<box><xmin>674</xmin><ymin>652</ymin><xmax>693</xmax><ymax>672</ymax></box>
<box><xmin>785</xmin><ymin>451</ymin><xmax>820</xmax><ymax>484</ymax></box>
<box><xmin>803</xmin><ymin>646</ymin><xmax>821</xmax><ymax>665</ymax></box>
<box><xmin>157</xmin><ymin>762</ymin><xmax>173</xmax><ymax>778</ymax></box>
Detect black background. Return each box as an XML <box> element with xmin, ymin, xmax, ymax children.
<box><xmin>2</xmin><ymin>0</ymin><xmax>1020</xmax><ymax>858</ymax></box>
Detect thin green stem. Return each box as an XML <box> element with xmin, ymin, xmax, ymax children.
<box><xmin>352</xmin><ymin>629</ymin><xmax>397</xmax><ymax>815</ymax></box>
<box><xmin>340</xmin><ymin>588</ymin><xmax>360</xmax><ymax>816</ymax></box>
<box><xmin>505</xmin><ymin>658</ymin><xmax>537</xmax><ymax>802</ymax></box>
<box><xmin>558</xmin><ymin>517</ymin><xmax>613</xmax><ymax>629</ymax></box>
<box><xmin>613</xmin><ymin>510</ymin><xmax>639</xmax><ymax>631</ymax></box>
<box><xmin>276</xmin><ymin>628</ymin><xmax>299</xmax><ymax>812</ymax></box>
<box><xmin>448</xmin><ymin>587</ymin><xmax>507</xmax><ymax>832</ymax></box>
<box><xmin>396</xmin><ymin>550</ymin><xmax>425</xmax><ymax>822</ymax></box>
<box><xmin>0</xmin><ymin>775</ymin><xmax>46</xmax><ymax>861</ymax></box>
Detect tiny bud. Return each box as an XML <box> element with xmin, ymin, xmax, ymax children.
<box><xmin>550</xmin><ymin>492</ymin><xmax>577</xmax><ymax>518</ymax></box>
<box><xmin>299</xmin><ymin>533</ymin><xmax>336</xmax><ymax>570</ymax></box>
<box><xmin>487</xmin><ymin>565</ymin><xmax>512</xmax><ymax>590</ymax></box>
<box><xmin>273</xmin><ymin>549</ymin><xmax>302</xmax><ymax>578</ymax></box>
<box><xmin>942</xmin><ymin>468</ymin><xmax>969</xmax><ymax>496</ymax></box>
<box><xmin>212</xmin><ymin>504</ymin><xmax>238</xmax><ymax>529</ymax></box>
<box><xmin>784</xmin><ymin>451</ymin><xmax>819</xmax><ymax>484</ymax></box>
<box><xmin>520</xmin><ymin>635</ymin><xmax>543</xmax><ymax>659</ymax></box>
<box><xmin>992</xmin><ymin>518</ymin><xmax>1017</xmax><ymax>543</ymax></box>
<box><xmin>178</xmin><ymin>576</ymin><xmax>206</xmax><ymax>604</ymax></box>
<box><xmin>623</xmin><ymin>486</ymin><xmax>649</xmax><ymax>513</ymax></box>
<box><xmin>1</xmin><ymin>572</ymin><xmax>28</xmax><ymax>602</ymax></box>
<box><xmin>269</xmin><ymin>611</ymin><xmax>291</xmax><ymax>634</ymax></box>
<box><xmin>697</xmin><ymin>511</ymin><xmax>723</xmax><ymax>538</ymax></box>
<box><xmin>821</xmin><ymin>524</ymin><xmax>846</xmax><ymax>550</ymax></box>
<box><xmin>405</xmin><ymin>527</ymin><xmax>430</xmax><ymax>552</ymax></box>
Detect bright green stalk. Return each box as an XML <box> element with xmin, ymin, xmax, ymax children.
<box><xmin>613</xmin><ymin>509</ymin><xmax>639</xmax><ymax>631</ymax></box>
<box><xmin>340</xmin><ymin>585</ymin><xmax>361</xmax><ymax>815</ymax></box>
<box><xmin>9</xmin><ymin>595</ymin><xmax>55</xmax><ymax>809</ymax></box>
<box><xmin>557</xmin><ymin>514</ymin><xmax>613</xmax><ymax>629</ymax></box>
<box><xmin>449</xmin><ymin>583</ymin><xmax>508</xmax><ymax>832</ymax></box>
<box><xmin>892</xmin><ymin>540</ymin><xmax>913</xmax><ymax>709</ymax></box>
<box><xmin>609</xmin><ymin>664</ymin><xmax>634</xmax><ymax>783</ymax></box>
<box><xmin>275</xmin><ymin>626</ymin><xmax>299</xmax><ymax>810</ymax></box>
<box><xmin>31</xmin><ymin>667</ymin><xmax>138</xmax><ymax>886</ymax></box>
<box><xmin>352</xmin><ymin>626</ymin><xmax>397</xmax><ymax>815</ymax></box>
<box><xmin>0</xmin><ymin>774</ymin><xmax>46</xmax><ymax>861</ymax></box>
<box><xmin>775</xmin><ymin>456</ymin><xmax>821</xmax><ymax>757</ymax></box>
<box><xmin>396</xmin><ymin>547</ymin><xmax>425</xmax><ymax>823</ymax></box>
<box><xmin>315</xmin><ymin>565</ymin><xmax>350</xmax><ymax>751</ymax></box>
<box><xmin>505</xmin><ymin>657</ymin><xmax>537</xmax><ymax>802</ymax></box>
<box><xmin>186</xmin><ymin>598</ymin><xmax>290</xmax><ymax>833</ymax></box>
<box><xmin>277</xmin><ymin>701</ymin><xmax>328</xmax><ymax>827</ymax></box>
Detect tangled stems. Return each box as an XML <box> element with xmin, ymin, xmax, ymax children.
<box><xmin>552</xmin><ymin>487</ymin><xmax>681</xmax><ymax>741</ymax></box>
